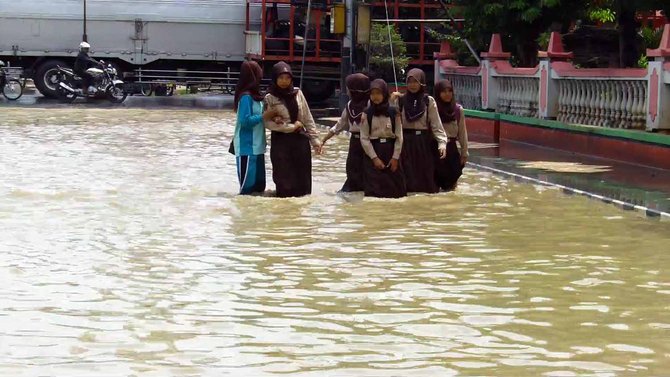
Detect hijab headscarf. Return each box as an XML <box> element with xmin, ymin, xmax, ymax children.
<box><xmin>434</xmin><ymin>79</ymin><xmax>458</xmax><ymax>123</ymax></box>
<box><xmin>345</xmin><ymin>73</ymin><xmax>370</xmax><ymax>124</ymax></box>
<box><xmin>233</xmin><ymin>60</ymin><xmax>264</xmax><ymax>112</ymax></box>
<box><xmin>369</xmin><ymin>79</ymin><xmax>390</xmax><ymax>116</ymax></box>
<box><xmin>402</xmin><ymin>68</ymin><xmax>427</xmax><ymax>122</ymax></box>
<box><xmin>268</xmin><ymin>61</ymin><xmax>299</xmax><ymax>122</ymax></box>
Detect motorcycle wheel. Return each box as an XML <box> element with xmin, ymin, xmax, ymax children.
<box><xmin>2</xmin><ymin>79</ymin><xmax>24</xmax><ymax>101</ymax></box>
<box><xmin>106</xmin><ymin>83</ymin><xmax>128</xmax><ymax>104</ymax></box>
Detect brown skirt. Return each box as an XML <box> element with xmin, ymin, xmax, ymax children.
<box><xmin>435</xmin><ymin>140</ymin><xmax>463</xmax><ymax>190</ymax></box>
<box><xmin>364</xmin><ymin>139</ymin><xmax>407</xmax><ymax>198</ymax></box>
<box><xmin>401</xmin><ymin>130</ymin><xmax>439</xmax><ymax>193</ymax></box>
<box><xmin>341</xmin><ymin>133</ymin><xmax>365</xmax><ymax>192</ymax></box>
<box><xmin>270</xmin><ymin>131</ymin><xmax>312</xmax><ymax>197</ymax></box>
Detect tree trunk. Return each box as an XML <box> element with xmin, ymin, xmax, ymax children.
<box><xmin>618</xmin><ymin>5</ymin><xmax>639</xmax><ymax>67</ymax></box>
<box><xmin>515</xmin><ymin>38</ymin><xmax>539</xmax><ymax>67</ymax></box>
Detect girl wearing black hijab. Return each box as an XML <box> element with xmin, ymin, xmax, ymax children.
<box><xmin>321</xmin><ymin>73</ymin><xmax>370</xmax><ymax>192</ymax></box>
<box><xmin>359</xmin><ymin>79</ymin><xmax>406</xmax><ymax>198</ymax></box>
<box><xmin>434</xmin><ymin>79</ymin><xmax>469</xmax><ymax>190</ymax></box>
<box><xmin>263</xmin><ymin>62</ymin><xmax>322</xmax><ymax>197</ymax></box>
<box><xmin>392</xmin><ymin>68</ymin><xmax>448</xmax><ymax>194</ymax></box>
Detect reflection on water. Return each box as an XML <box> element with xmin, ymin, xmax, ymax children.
<box><xmin>1</xmin><ymin>108</ymin><xmax>669</xmax><ymax>376</ymax></box>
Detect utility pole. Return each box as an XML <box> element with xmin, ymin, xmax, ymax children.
<box><xmin>82</xmin><ymin>0</ymin><xmax>88</xmax><ymax>42</ymax></box>
<box><xmin>338</xmin><ymin>0</ymin><xmax>354</xmax><ymax>110</ymax></box>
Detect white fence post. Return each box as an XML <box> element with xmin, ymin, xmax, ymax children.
<box><xmin>646</xmin><ymin>23</ymin><xmax>670</xmax><ymax>131</ymax></box>
<box><xmin>480</xmin><ymin>34</ymin><xmax>510</xmax><ymax>111</ymax></box>
<box><xmin>538</xmin><ymin>32</ymin><xmax>573</xmax><ymax>119</ymax></box>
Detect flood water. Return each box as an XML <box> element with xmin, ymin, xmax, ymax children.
<box><xmin>1</xmin><ymin>108</ymin><xmax>669</xmax><ymax>376</ymax></box>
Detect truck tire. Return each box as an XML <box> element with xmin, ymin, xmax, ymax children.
<box><xmin>35</xmin><ymin>60</ymin><xmax>69</xmax><ymax>98</ymax></box>
<box><xmin>301</xmin><ymin>80</ymin><xmax>335</xmax><ymax>103</ymax></box>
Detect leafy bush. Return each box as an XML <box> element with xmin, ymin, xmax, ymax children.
<box><xmin>368</xmin><ymin>23</ymin><xmax>410</xmax><ymax>84</ymax></box>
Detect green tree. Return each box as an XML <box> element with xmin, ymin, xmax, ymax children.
<box><xmin>584</xmin><ymin>0</ymin><xmax>669</xmax><ymax>67</ymax></box>
<box><xmin>452</xmin><ymin>0</ymin><xmax>668</xmax><ymax>68</ymax></box>
<box><xmin>368</xmin><ymin>23</ymin><xmax>410</xmax><ymax>83</ymax></box>
<box><xmin>453</xmin><ymin>0</ymin><xmax>585</xmax><ymax>67</ymax></box>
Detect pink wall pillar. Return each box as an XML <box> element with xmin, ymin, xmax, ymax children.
<box><xmin>538</xmin><ymin>32</ymin><xmax>574</xmax><ymax>119</ymax></box>
<box><xmin>646</xmin><ymin>23</ymin><xmax>670</xmax><ymax>131</ymax></box>
<box><xmin>433</xmin><ymin>40</ymin><xmax>458</xmax><ymax>84</ymax></box>
<box><xmin>480</xmin><ymin>34</ymin><xmax>511</xmax><ymax>110</ymax></box>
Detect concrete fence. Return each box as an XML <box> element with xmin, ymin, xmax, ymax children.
<box><xmin>434</xmin><ymin>24</ymin><xmax>670</xmax><ymax>131</ymax></box>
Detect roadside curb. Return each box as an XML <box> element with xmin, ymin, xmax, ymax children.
<box><xmin>470</xmin><ymin>162</ymin><xmax>670</xmax><ymax>221</ymax></box>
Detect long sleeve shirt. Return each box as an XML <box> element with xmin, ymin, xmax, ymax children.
<box><xmin>234</xmin><ymin>94</ymin><xmax>266</xmax><ymax>156</ymax></box>
<box><xmin>329</xmin><ymin>108</ymin><xmax>362</xmax><ymax>134</ymax></box>
<box><xmin>442</xmin><ymin>104</ymin><xmax>469</xmax><ymax>157</ymax></box>
<box><xmin>393</xmin><ymin>95</ymin><xmax>448</xmax><ymax>150</ymax></box>
<box><xmin>74</xmin><ymin>51</ymin><xmax>99</xmax><ymax>74</ymax></box>
<box><xmin>360</xmin><ymin>112</ymin><xmax>403</xmax><ymax>160</ymax></box>
<box><xmin>263</xmin><ymin>90</ymin><xmax>321</xmax><ymax>148</ymax></box>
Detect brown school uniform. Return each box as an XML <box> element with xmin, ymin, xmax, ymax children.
<box><xmin>395</xmin><ymin>95</ymin><xmax>448</xmax><ymax>193</ymax></box>
<box><xmin>360</xmin><ymin>109</ymin><xmax>407</xmax><ymax>198</ymax></box>
<box><xmin>330</xmin><ymin>107</ymin><xmax>365</xmax><ymax>192</ymax></box>
<box><xmin>436</xmin><ymin>104</ymin><xmax>468</xmax><ymax>190</ymax></box>
<box><xmin>264</xmin><ymin>90</ymin><xmax>321</xmax><ymax>197</ymax></box>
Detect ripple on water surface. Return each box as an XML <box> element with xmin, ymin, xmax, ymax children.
<box><xmin>0</xmin><ymin>108</ymin><xmax>669</xmax><ymax>376</ymax></box>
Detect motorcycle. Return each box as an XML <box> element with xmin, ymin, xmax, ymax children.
<box><xmin>55</xmin><ymin>60</ymin><xmax>127</xmax><ymax>103</ymax></box>
<box><xmin>0</xmin><ymin>60</ymin><xmax>24</xmax><ymax>101</ymax></box>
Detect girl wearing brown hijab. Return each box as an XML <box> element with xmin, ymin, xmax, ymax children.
<box><xmin>434</xmin><ymin>79</ymin><xmax>469</xmax><ymax>190</ymax></box>
<box><xmin>263</xmin><ymin>62</ymin><xmax>322</xmax><ymax>197</ymax></box>
<box><xmin>392</xmin><ymin>68</ymin><xmax>448</xmax><ymax>194</ymax></box>
<box><xmin>360</xmin><ymin>79</ymin><xmax>406</xmax><ymax>198</ymax></box>
<box><xmin>232</xmin><ymin>60</ymin><xmax>279</xmax><ymax>195</ymax></box>
<box><xmin>321</xmin><ymin>73</ymin><xmax>370</xmax><ymax>192</ymax></box>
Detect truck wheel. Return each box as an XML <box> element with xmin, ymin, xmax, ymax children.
<box><xmin>154</xmin><ymin>85</ymin><xmax>168</xmax><ymax>96</ymax></box>
<box><xmin>140</xmin><ymin>83</ymin><xmax>153</xmax><ymax>96</ymax></box>
<box><xmin>35</xmin><ymin>60</ymin><xmax>69</xmax><ymax>98</ymax></box>
<box><xmin>301</xmin><ymin>80</ymin><xmax>335</xmax><ymax>103</ymax></box>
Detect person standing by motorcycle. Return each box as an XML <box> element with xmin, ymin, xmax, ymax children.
<box><xmin>74</xmin><ymin>42</ymin><xmax>101</xmax><ymax>95</ymax></box>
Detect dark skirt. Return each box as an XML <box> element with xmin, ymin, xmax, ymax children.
<box><xmin>435</xmin><ymin>139</ymin><xmax>463</xmax><ymax>190</ymax></box>
<box><xmin>401</xmin><ymin>130</ymin><xmax>439</xmax><ymax>193</ymax></box>
<box><xmin>341</xmin><ymin>133</ymin><xmax>365</xmax><ymax>192</ymax></box>
<box><xmin>270</xmin><ymin>131</ymin><xmax>312</xmax><ymax>197</ymax></box>
<box><xmin>364</xmin><ymin>139</ymin><xmax>407</xmax><ymax>198</ymax></box>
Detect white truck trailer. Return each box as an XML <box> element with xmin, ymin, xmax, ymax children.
<box><xmin>0</xmin><ymin>0</ymin><xmax>261</xmax><ymax>98</ymax></box>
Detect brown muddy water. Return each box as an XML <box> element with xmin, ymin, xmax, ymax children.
<box><xmin>0</xmin><ymin>108</ymin><xmax>668</xmax><ymax>376</ymax></box>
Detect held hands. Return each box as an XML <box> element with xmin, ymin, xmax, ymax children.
<box><xmin>388</xmin><ymin>158</ymin><xmax>399</xmax><ymax>172</ymax></box>
<box><xmin>439</xmin><ymin>147</ymin><xmax>447</xmax><ymax>159</ymax></box>
<box><xmin>313</xmin><ymin>143</ymin><xmax>323</xmax><ymax>155</ymax></box>
<box><xmin>372</xmin><ymin>157</ymin><xmax>386</xmax><ymax>170</ymax></box>
<box><xmin>321</xmin><ymin>131</ymin><xmax>335</xmax><ymax>146</ymax></box>
<box><xmin>390</xmin><ymin>92</ymin><xmax>402</xmax><ymax>102</ymax></box>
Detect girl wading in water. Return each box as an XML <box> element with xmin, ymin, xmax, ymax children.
<box><xmin>360</xmin><ymin>79</ymin><xmax>406</xmax><ymax>198</ymax></box>
<box><xmin>434</xmin><ymin>79</ymin><xmax>469</xmax><ymax>190</ymax></box>
<box><xmin>321</xmin><ymin>73</ymin><xmax>370</xmax><ymax>192</ymax></box>
<box><xmin>393</xmin><ymin>68</ymin><xmax>448</xmax><ymax>194</ymax></box>
<box><xmin>232</xmin><ymin>60</ymin><xmax>279</xmax><ymax>195</ymax></box>
<box><xmin>263</xmin><ymin>62</ymin><xmax>322</xmax><ymax>198</ymax></box>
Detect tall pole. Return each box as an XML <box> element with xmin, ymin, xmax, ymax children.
<box><xmin>299</xmin><ymin>0</ymin><xmax>312</xmax><ymax>90</ymax></box>
<box><xmin>339</xmin><ymin>0</ymin><xmax>354</xmax><ymax>111</ymax></box>
<box><xmin>82</xmin><ymin>0</ymin><xmax>88</xmax><ymax>42</ymax></box>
